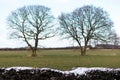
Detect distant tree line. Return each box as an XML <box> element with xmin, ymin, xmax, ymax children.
<box><xmin>95</xmin><ymin>44</ymin><xmax>120</xmax><ymax>49</ymax></box>
<box><xmin>7</xmin><ymin>5</ymin><xmax>116</xmax><ymax>56</ymax></box>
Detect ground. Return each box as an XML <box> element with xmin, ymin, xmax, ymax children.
<box><xmin>0</xmin><ymin>49</ymin><xmax>119</xmax><ymax>70</ymax></box>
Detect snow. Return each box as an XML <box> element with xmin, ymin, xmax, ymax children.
<box><xmin>5</xmin><ymin>67</ymin><xmax>33</xmax><ymax>71</ymax></box>
<box><xmin>3</xmin><ymin>67</ymin><xmax>118</xmax><ymax>75</ymax></box>
<box><xmin>67</xmin><ymin>67</ymin><xmax>112</xmax><ymax>75</ymax></box>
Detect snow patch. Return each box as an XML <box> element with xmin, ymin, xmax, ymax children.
<box><xmin>67</xmin><ymin>67</ymin><xmax>113</xmax><ymax>75</ymax></box>
<box><xmin>5</xmin><ymin>67</ymin><xmax>33</xmax><ymax>71</ymax></box>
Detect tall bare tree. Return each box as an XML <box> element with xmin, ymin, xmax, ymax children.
<box><xmin>7</xmin><ymin>5</ymin><xmax>54</xmax><ymax>57</ymax></box>
<box><xmin>58</xmin><ymin>5</ymin><xmax>113</xmax><ymax>56</ymax></box>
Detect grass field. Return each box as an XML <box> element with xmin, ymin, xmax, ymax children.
<box><xmin>0</xmin><ymin>49</ymin><xmax>120</xmax><ymax>70</ymax></box>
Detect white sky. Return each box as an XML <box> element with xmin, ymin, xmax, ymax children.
<box><xmin>0</xmin><ymin>0</ymin><xmax>120</xmax><ymax>48</ymax></box>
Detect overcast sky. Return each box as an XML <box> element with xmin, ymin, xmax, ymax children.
<box><xmin>0</xmin><ymin>0</ymin><xmax>120</xmax><ymax>48</ymax></box>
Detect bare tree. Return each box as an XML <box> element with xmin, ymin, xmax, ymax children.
<box><xmin>58</xmin><ymin>5</ymin><xmax>113</xmax><ymax>56</ymax></box>
<box><xmin>108</xmin><ymin>31</ymin><xmax>120</xmax><ymax>46</ymax></box>
<box><xmin>7</xmin><ymin>5</ymin><xmax>54</xmax><ymax>57</ymax></box>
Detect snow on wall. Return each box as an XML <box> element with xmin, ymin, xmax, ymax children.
<box><xmin>4</xmin><ymin>67</ymin><xmax>119</xmax><ymax>75</ymax></box>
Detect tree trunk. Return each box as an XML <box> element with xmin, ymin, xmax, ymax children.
<box><xmin>31</xmin><ymin>49</ymin><xmax>37</xmax><ymax>57</ymax></box>
<box><xmin>80</xmin><ymin>47</ymin><xmax>86</xmax><ymax>56</ymax></box>
<box><xmin>31</xmin><ymin>33</ymin><xmax>38</xmax><ymax>57</ymax></box>
<box><xmin>80</xmin><ymin>41</ymin><xmax>88</xmax><ymax>56</ymax></box>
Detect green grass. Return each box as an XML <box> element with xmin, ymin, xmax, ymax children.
<box><xmin>0</xmin><ymin>49</ymin><xmax>120</xmax><ymax>70</ymax></box>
